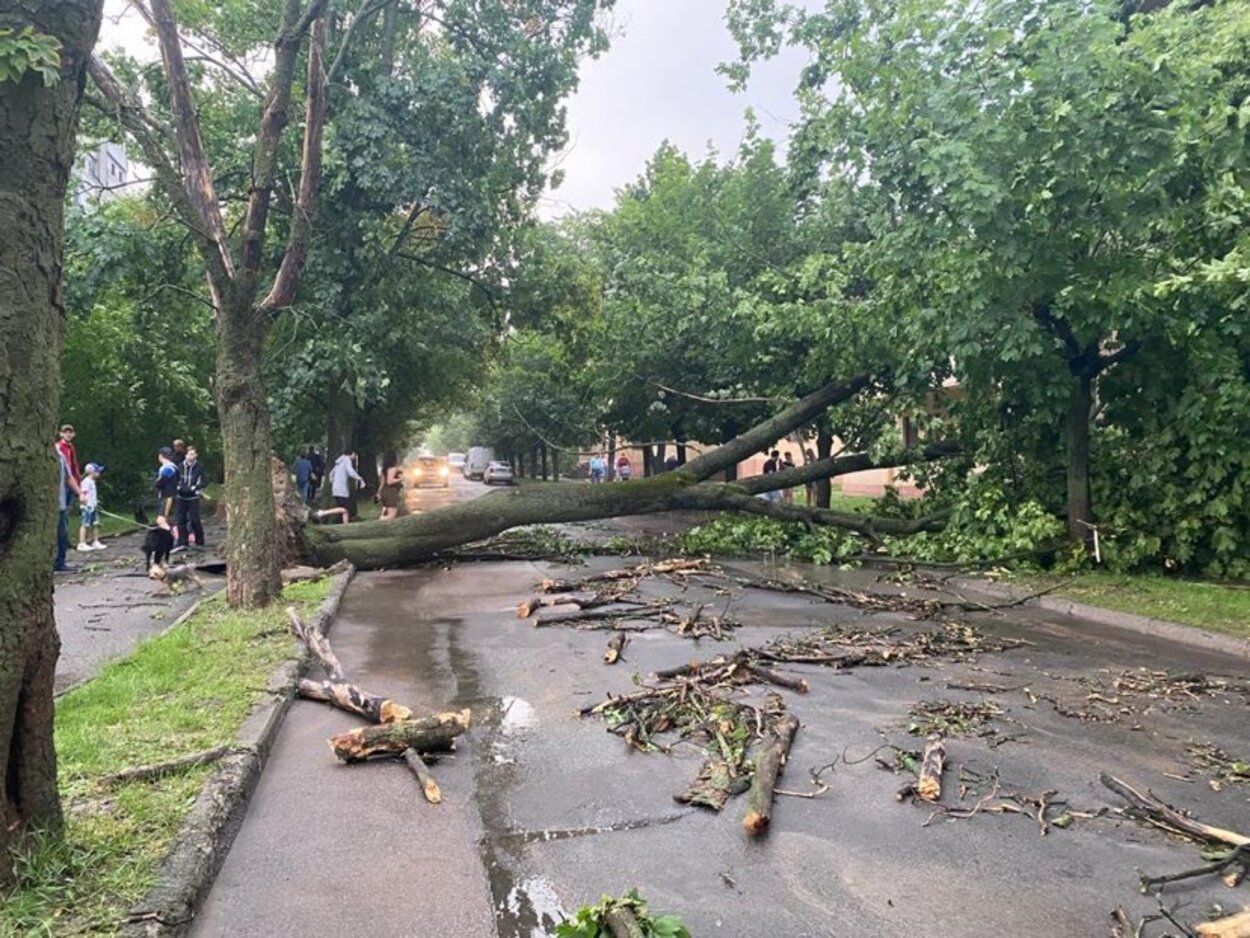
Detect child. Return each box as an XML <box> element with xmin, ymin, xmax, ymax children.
<box><xmin>77</xmin><ymin>463</ymin><xmax>107</xmax><ymax>551</ymax></box>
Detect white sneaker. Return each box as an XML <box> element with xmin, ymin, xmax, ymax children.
<box><xmin>90</xmin><ymin>541</ymin><xmax>107</xmax><ymax>550</ymax></box>
<box><xmin>77</xmin><ymin>543</ymin><xmax>92</xmax><ymax>552</ymax></box>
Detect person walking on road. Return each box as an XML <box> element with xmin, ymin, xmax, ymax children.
<box><xmin>760</xmin><ymin>449</ymin><xmax>781</xmax><ymax>503</ymax></box>
<box><xmin>330</xmin><ymin>450</ymin><xmax>365</xmax><ymax>520</ymax></box>
<box><xmin>615</xmin><ymin>454</ymin><xmax>632</xmax><ymax>481</ymax></box>
<box><xmin>588</xmin><ymin>454</ymin><xmax>604</xmax><ymax>483</ymax></box>
<box><xmin>174</xmin><ymin>446</ymin><xmax>207</xmax><ymax>551</ymax></box>
<box><xmin>293</xmin><ymin>450</ymin><xmax>314</xmax><ymax>504</ymax></box>
<box><xmin>77</xmin><ymin>462</ymin><xmax>107</xmax><ymax>552</ymax></box>
<box><xmin>377</xmin><ymin>451</ymin><xmax>404</xmax><ymax>521</ymax></box>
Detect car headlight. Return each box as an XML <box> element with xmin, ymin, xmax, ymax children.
<box><xmin>439</xmin><ymin>465</ymin><xmax>449</xmax><ymax>476</ymax></box>
<box><xmin>413</xmin><ymin>468</ymin><xmax>423</xmax><ymax>478</ymax></box>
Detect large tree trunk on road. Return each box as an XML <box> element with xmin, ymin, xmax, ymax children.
<box><xmin>0</xmin><ymin>0</ymin><xmax>105</xmax><ymax>879</ymax></box>
<box><xmin>301</xmin><ymin>378</ymin><xmax>955</xmax><ymax>569</ymax></box>
<box><xmin>813</xmin><ymin>420</ymin><xmax>834</xmax><ymax>509</ymax></box>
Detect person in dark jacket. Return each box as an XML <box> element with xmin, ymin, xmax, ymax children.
<box><xmin>173</xmin><ymin>446</ymin><xmax>206</xmax><ymax>550</ymax></box>
<box><xmin>293</xmin><ymin>451</ymin><xmax>313</xmax><ymax>504</ymax></box>
<box><xmin>307</xmin><ymin>446</ymin><xmax>326</xmax><ymax>502</ymax></box>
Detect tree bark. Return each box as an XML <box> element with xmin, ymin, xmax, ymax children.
<box><xmin>743</xmin><ymin>714</ymin><xmax>799</xmax><ymax>836</ymax></box>
<box><xmin>217</xmin><ymin>297</ymin><xmax>286</xmax><ymax>606</ymax></box>
<box><xmin>1066</xmin><ymin>372</ymin><xmax>1094</xmax><ymax>546</ymax></box>
<box><xmin>540</xmin><ymin>442</ymin><xmax>549</xmax><ymax>481</ymax></box>
<box><xmin>813</xmin><ymin>420</ymin><xmax>834</xmax><ymax>509</ymax></box>
<box><xmin>721</xmin><ymin>419</ymin><xmax>739</xmax><ymax>481</ymax></box>
<box><xmin>0</xmin><ymin>0</ymin><xmax>105</xmax><ymax>878</ymax></box>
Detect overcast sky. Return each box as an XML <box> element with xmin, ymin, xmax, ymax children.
<box><xmin>97</xmin><ymin>0</ymin><xmax>808</xmax><ymax>218</ymax></box>
<box><xmin>538</xmin><ymin>0</ymin><xmax>808</xmax><ymax>217</ymax></box>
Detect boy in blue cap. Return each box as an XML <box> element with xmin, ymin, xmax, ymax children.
<box><xmin>77</xmin><ymin>462</ymin><xmax>107</xmax><ymax>551</ymax></box>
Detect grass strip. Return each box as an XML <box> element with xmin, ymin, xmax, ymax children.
<box><xmin>1</xmin><ymin>578</ymin><xmax>330</xmax><ymax>935</ymax></box>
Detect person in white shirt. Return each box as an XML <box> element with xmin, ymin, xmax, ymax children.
<box><xmin>77</xmin><ymin>462</ymin><xmax>107</xmax><ymax>551</ymax></box>
<box><xmin>329</xmin><ymin>451</ymin><xmax>365</xmax><ymax>519</ymax></box>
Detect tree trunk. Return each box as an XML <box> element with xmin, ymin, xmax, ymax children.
<box><xmin>813</xmin><ymin>421</ymin><xmax>834</xmax><ymax>509</ymax></box>
<box><xmin>721</xmin><ymin>419</ymin><xmax>739</xmax><ymax>481</ymax></box>
<box><xmin>606</xmin><ymin>435</ymin><xmax>617</xmax><ymax>481</ymax></box>
<box><xmin>216</xmin><ymin>298</ymin><xmax>284</xmax><ymax>607</ymax></box>
<box><xmin>655</xmin><ymin>443</ymin><xmax>667</xmax><ymax>474</ymax></box>
<box><xmin>0</xmin><ymin>0</ymin><xmax>105</xmax><ymax>878</ymax></box>
<box><xmin>1066</xmin><ymin>373</ymin><xmax>1094</xmax><ymax>546</ymax></box>
<box><xmin>540</xmin><ymin>442</ymin><xmax>549</xmax><ymax>481</ymax></box>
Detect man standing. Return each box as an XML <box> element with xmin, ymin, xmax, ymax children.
<box><xmin>56</xmin><ymin>424</ymin><xmax>81</xmax><ymax>490</ymax></box>
<box><xmin>171</xmin><ymin>439</ymin><xmax>188</xmax><ymax>466</ymax></box>
<box><xmin>54</xmin><ymin>445</ymin><xmax>80</xmax><ymax>573</ymax></box>
<box><xmin>293</xmin><ymin>450</ymin><xmax>313</xmax><ymax>504</ymax></box>
<box><xmin>308</xmin><ymin>445</ymin><xmax>326</xmax><ymax>502</ymax></box>
<box><xmin>174</xmin><ymin>445</ymin><xmax>207</xmax><ymax>551</ymax></box>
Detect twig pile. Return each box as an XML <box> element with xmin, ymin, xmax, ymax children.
<box><xmin>756</xmin><ymin>620</ymin><xmax>1026</xmax><ymax>669</ymax></box>
<box><xmin>521</xmin><ymin>559</ymin><xmax>739</xmax><ymax>640</ymax></box>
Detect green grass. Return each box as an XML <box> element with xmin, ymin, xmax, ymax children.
<box><xmin>0</xmin><ymin>578</ymin><xmax>330</xmax><ymax>936</ymax></box>
<box><xmin>1015</xmin><ymin>572</ymin><xmax>1250</xmax><ymax>639</ymax></box>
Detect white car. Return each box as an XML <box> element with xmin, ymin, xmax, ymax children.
<box><xmin>483</xmin><ymin>461</ymin><xmax>515</xmax><ymax>485</ymax></box>
<box><xmin>447</xmin><ymin>452</ymin><xmax>466</xmax><ymax>470</ymax></box>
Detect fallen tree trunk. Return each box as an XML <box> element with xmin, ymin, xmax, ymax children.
<box><xmin>298</xmin><ymin>678</ymin><xmax>413</xmax><ymax>724</ymax></box>
<box><xmin>296</xmin><ymin>375</ymin><xmax>961</xmax><ymax>569</ymax></box>
<box><xmin>743</xmin><ymin>714</ymin><xmax>800</xmax><ymax>836</ymax></box>
<box><xmin>330</xmin><ymin>710</ymin><xmax>471</xmax><ymax>763</ymax></box>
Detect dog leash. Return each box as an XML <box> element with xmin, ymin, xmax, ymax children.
<box><xmin>95</xmin><ymin>507</ymin><xmax>161</xmax><ymax>531</ymax></box>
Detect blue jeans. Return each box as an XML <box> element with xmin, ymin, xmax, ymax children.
<box><xmin>55</xmin><ymin>508</ymin><xmax>69</xmax><ymax>570</ymax></box>
<box><xmin>298</xmin><ymin>480</ymin><xmax>311</xmax><ymax>504</ymax></box>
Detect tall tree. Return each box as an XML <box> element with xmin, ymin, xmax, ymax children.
<box><xmin>0</xmin><ymin>0</ymin><xmax>104</xmax><ymax>878</ymax></box>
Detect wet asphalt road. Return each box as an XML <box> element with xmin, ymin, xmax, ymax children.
<box><xmin>192</xmin><ymin>495</ymin><xmax>1250</xmax><ymax>937</ymax></box>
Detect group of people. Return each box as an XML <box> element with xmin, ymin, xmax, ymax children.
<box><xmin>54</xmin><ymin>424</ymin><xmax>105</xmax><ymax>572</ymax></box>
<box><xmin>295</xmin><ymin>448</ymin><xmax>405</xmax><ymax>525</ymax></box>
<box><xmin>52</xmin><ymin>427</ymin><xmax>209</xmax><ymax>574</ymax></box>
<box><xmin>759</xmin><ymin>448</ymin><xmax>796</xmax><ymax>503</ymax></box>
<box><xmin>587</xmin><ymin>453</ymin><xmax>632</xmax><ymax>482</ymax></box>
<box><xmin>154</xmin><ymin>439</ymin><xmax>208</xmax><ymax>552</ymax></box>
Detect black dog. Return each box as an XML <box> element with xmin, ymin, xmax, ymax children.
<box><xmin>143</xmin><ymin>525</ymin><xmax>174</xmax><ymax>571</ymax></box>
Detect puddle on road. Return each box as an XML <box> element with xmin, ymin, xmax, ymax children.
<box><xmin>445</xmin><ymin>622</ymin><xmax>568</xmax><ymax>937</ymax></box>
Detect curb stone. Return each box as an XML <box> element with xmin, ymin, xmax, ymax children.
<box><xmin>951</xmin><ymin>575</ymin><xmax>1250</xmax><ymax>661</ymax></box>
<box><xmin>121</xmin><ymin>565</ymin><xmax>356</xmax><ymax>937</ymax></box>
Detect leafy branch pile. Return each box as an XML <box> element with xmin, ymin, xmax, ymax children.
<box><xmin>556</xmin><ymin>889</ymin><xmax>690</xmax><ymax>938</ymax></box>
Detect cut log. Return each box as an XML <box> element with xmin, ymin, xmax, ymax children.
<box><xmin>604</xmin><ymin>906</ymin><xmax>646</xmax><ymax>938</ymax></box>
<box><xmin>676</xmin><ymin>759</ymin><xmax>732</xmax><ymax>811</ymax></box>
<box><xmin>1100</xmin><ymin>774</ymin><xmax>1250</xmax><ymax>847</ymax></box>
<box><xmin>330</xmin><ymin>710</ymin><xmax>471</xmax><ymax>763</ymax></box>
<box><xmin>287</xmin><ymin>605</ymin><xmax>344</xmax><ymax>681</ymax></box>
<box><xmin>916</xmin><ymin>734</ymin><xmax>945</xmax><ymax>802</ymax></box>
<box><xmin>1196</xmin><ymin>911</ymin><xmax>1250</xmax><ymax>938</ymax></box>
<box><xmin>604</xmin><ymin>632</ymin><xmax>629</xmax><ymax>665</ymax></box>
<box><xmin>402</xmin><ymin>748</ymin><xmax>442</xmax><ymax>804</ymax></box>
<box><xmin>743</xmin><ymin>714</ymin><xmax>800</xmax><ymax>836</ymax></box>
<box><xmin>298</xmin><ymin>678</ymin><xmax>413</xmax><ymax>724</ymax></box>
<box><xmin>533</xmin><ymin>604</ymin><xmax>654</xmax><ymax>627</ymax></box>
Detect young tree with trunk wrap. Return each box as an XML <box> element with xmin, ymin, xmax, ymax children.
<box><xmin>0</xmin><ymin>0</ymin><xmax>105</xmax><ymax>879</ymax></box>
